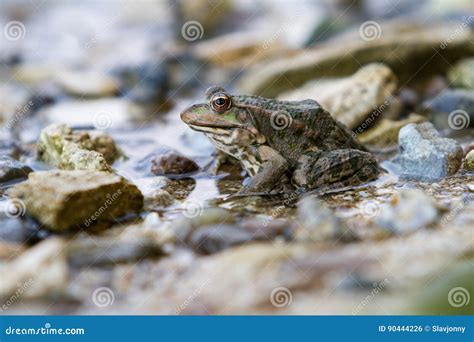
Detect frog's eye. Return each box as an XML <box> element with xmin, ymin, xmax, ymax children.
<box><xmin>210</xmin><ymin>93</ymin><xmax>232</xmax><ymax>113</ymax></box>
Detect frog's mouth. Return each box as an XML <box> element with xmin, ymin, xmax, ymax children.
<box><xmin>180</xmin><ymin>105</ymin><xmax>242</xmax><ymax>135</ymax></box>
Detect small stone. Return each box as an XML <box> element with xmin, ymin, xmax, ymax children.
<box><xmin>464</xmin><ymin>150</ymin><xmax>474</xmax><ymax>172</ymax></box>
<box><xmin>55</xmin><ymin>70</ymin><xmax>119</xmax><ymax>97</ymax></box>
<box><xmin>358</xmin><ymin>114</ymin><xmax>426</xmax><ymax>147</ymax></box>
<box><xmin>394</xmin><ymin>122</ymin><xmax>463</xmax><ymax>181</ymax></box>
<box><xmin>151</xmin><ymin>151</ymin><xmax>199</xmax><ymax>176</ymax></box>
<box><xmin>447</xmin><ymin>58</ymin><xmax>474</xmax><ymax>89</ymax></box>
<box><xmin>376</xmin><ymin>189</ymin><xmax>440</xmax><ymax>234</ymax></box>
<box><xmin>422</xmin><ymin>89</ymin><xmax>474</xmax><ymax>130</ymax></box>
<box><xmin>144</xmin><ymin>189</ymin><xmax>175</xmax><ymax>210</ymax></box>
<box><xmin>296</xmin><ymin>196</ymin><xmax>356</xmax><ymax>242</ymax></box>
<box><xmin>0</xmin><ymin>155</ymin><xmax>32</xmax><ymax>182</ymax></box>
<box><xmin>9</xmin><ymin>170</ymin><xmax>143</xmax><ymax>231</ymax></box>
<box><xmin>174</xmin><ymin>208</ymin><xmax>236</xmax><ymax>241</ymax></box>
<box><xmin>38</xmin><ymin>123</ymin><xmax>118</xmax><ymax>172</ymax></box>
<box><xmin>188</xmin><ymin>224</ymin><xmax>255</xmax><ymax>255</ymax></box>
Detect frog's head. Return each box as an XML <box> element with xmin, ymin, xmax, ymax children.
<box><xmin>180</xmin><ymin>86</ymin><xmax>255</xmax><ymax>136</ymax></box>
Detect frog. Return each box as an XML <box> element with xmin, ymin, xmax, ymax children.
<box><xmin>180</xmin><ymin>86</ymin><xmax>381</xmax><ymax>196</ymax></box>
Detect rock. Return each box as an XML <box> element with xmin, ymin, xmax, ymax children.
<box><xmin>279</xmin><ymin>63</ymin><xmax>398</xmax><ymax>129</ymax></box>
<box><xmin>192</xmin><ymin>31</ymin><xmax>281</xmax><ymax>68</ymax></box>
<box><xmin>239</xmin><ymin>21</ymin><xmax>474</xmax><ymax>97</ymax></box>
<box><xmin>0</xmin><ymin>84</ymin><xmax>33</xmax><ymax>126</ymax></box>
<box><xmin>67</xmin><ymin>227</ymin><xmax>165</xmax><ymax>267</ymax></box>
<box><xmin>0</xmin><ymin>217</ymin><xmax>38</xmax><ymax>244</ymax></box>
<box><xmin>188</xmin><ymin>224</ymin><xmax>255</xmax><ymax>255</ymax></box>
<box><xmin>394</xmin><ymin>122</ymin><xmax>463</xmax><ymax>181</ymax></box>
<box><xmin>188</xmin><ymin>219</ymin><xmax>292</xmax><ymax>255</ymax></box>
<box><xmin>0</xmin><ymin>238</ymin><xmax>68</xmax><ymax>300</ymax></box>
<box><xmin>38</xmin><ymin>123</ymin><xmax>119</xmax><ymax>171</ymax></box>
<box><xmin>40</xmin><ymin>98</ymin><xmax>144</xmax><ymax>128</ymax></box>
<box><xmin>297</xmin><ymin>196</ymin><xmax>356</xmax><ymax>242</ymax></box>
<box><xmin>0</xmin><ymin>156</ymin><xmax>32</xmax><ymax>183</ymax></box>
<box><xmin>151</xmin><ymin>151</ymin><xmax>199</xmax><ymax>176</ymax></box>
<box><xmin>114</xmin><ymin>63</ymin><xmax>168</xmax><ymax>106</ymax></box>
<box><xmin>0</xmin><ymin>241</ymin><xmax>26</xmax><ymax>261</ymax></box>
<box><xmin>144</xmin><ymin>189</ymin><xmax>175</xmax><ymax>210</ymax></box>
<box><xmin>174</xmin><ymin>208</ymin><xmax>236</xmax><ymax>241</ymax></box>
<box><xmin>422</xmin><ymin>88</ymin><xmax>474</xmax><ymax>130</ymax></box>
<box><xmin>9</xmin><ymin>170</ymin><xmax>143</xmax><ymax>231</ymax></box>
<box><xmin>357</xmin><ymin>113</ymin><xmax>426</xmax><ymax>147</ymax></box>
<box><xmin>376</xmin><ymin>189</ymin><xmax>441</xmax><ymax>235</ymax></box>
<box><xmin>55</xmin><ymin>70</ymin><xmax>119</xmax><ymax>97</ymax></box>
<box><xmin>447</xmin><ymin>58</ymin><xmax>474</xmax><ymax>89</ymax></box>
<box><xmin>464</xmin><ymin>150</ymin><xmax>474</xmax><ymax>172</ymax></box>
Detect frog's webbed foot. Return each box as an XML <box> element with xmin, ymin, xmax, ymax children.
<box><xmin>207</xmin><ymin>150</ymin><xmax>233</xmax><ymax>176</ymax></box>
<box><xmin>293</xmin><ymin>149</ymin><xmax>381</xmax><ymax>193</ymax></box>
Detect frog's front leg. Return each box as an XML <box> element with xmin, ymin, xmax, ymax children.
<box><xmin>237</xmin><ymin>145</ymin><xmax>289</xmax><ymax>196</ymax></box>
<box><xmin>293</xmin><ymin>149</ymin><xmax>380</xmax><ymax>194</ymax></box>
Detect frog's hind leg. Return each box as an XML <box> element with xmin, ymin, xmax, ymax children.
<box><xmin>292</xmin><ymin>149</ymin><xmax>381</xmax><ymax>194</ymax></box>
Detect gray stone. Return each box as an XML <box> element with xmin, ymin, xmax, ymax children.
<box><xmin>9</xmin><ymin>170</ymin><xmax>143</xmax><ymax>231</ymax></box>
<box><xmin>296</xmin><ymin>196</ymin><xmax>357</xmax><ymax>242</ymax></box>
<box><xmin>465</xmin><ymin>150</ymin><xmax>474</xmax><ymax>172</ymax></box>
<box><xmin>422</xmin><ymin>89</ymin><xmax>473</xmax><ymax>131</ymax></box>
<box><xmin>394</xmin><ymin>122</ymin><xmax>463</xmax><ymax>180</ymax></box>
<box><xmin>376</xmin><ymin>189</ymin><xmax>440</xmax><ymax>235</ymax></box>
<box><xmin>38</xmin><ymin>123</ymin><xmax>119</xmax><ymax>172</ymax></box>
<box><xmin>0</xmin><ymin>156</ymin><xmax>32</xmax><ymax>182</ymax></box>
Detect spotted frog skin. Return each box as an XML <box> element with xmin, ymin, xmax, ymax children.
<box><xmin>180</xmin><ymin>86</ymin><xmax>381</xmax><ymax>195</ymax></box>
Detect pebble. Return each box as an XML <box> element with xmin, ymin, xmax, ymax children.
<box><xmin>464</xmin><ymin>150</ymin><xmax>474</xmax><ymax>172</ymax></box>
<box><xmin>55</xmin><ymin>70</ymin><xmax>119</xmax><ymax>97</ymax></box>
<box><xmin>9</xmin><ymin>170</ymin><xmax>143</xmax><ymax>231</ymax></box>
<box><xmin>0</xmin><ymin>155</ymin><xmax>32</xmax><ymax>183</ymax></box>
<box><xmin>144</xmin><ymin>189</ymin><xmax>175</xmax><ymax>210</ymax></box>
<box><xmin>422</xmin><ymin>88</ymin><xmax>474</xmax><ymax>130</ymax></box>
<box><xmin>394</xmin><ymin>122</ymin><xmax>463</xmax><ymax>181</ymax></box>
<box><xmin>151</xmin><ymin>151</ymin><xmax>199</xmax><ymax>176</ymax></box>
<box><xmin>296</xmin><ymin>196</ymin><xmax>357</xmax><ymax>242</ymax></box>
<box><xmin>447</xmin><ymin>58</ymin><xmax>474</xmax><ymax>89</ymax></box>
<box><xmin>376</xmin><ymin>189</ymin><xmax>440</xmax><ymax>235</ymax></box>
<box><xmin>38</xmin><ymin>123</ymin><xmax>118</xmax><ymax>172</ymax></box>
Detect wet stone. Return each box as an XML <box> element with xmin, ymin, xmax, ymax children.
<box><xmin>144</xmin><ymin>189</ymin><xmax>175</xmax><ymax>210</ymax></box>
<box><xmin>0</xmin><ymin>155</ymin><xmax>32</xmax><ymax>183</ymax></box>
<box><xmin>296</xmin><ymin>196</ymin><xmax>357</xmax><ymax>242</ymax></box>
<box><xmin>376</xmin><ymin>189</ymin><xmax>441</xmax><ymax>235</ymax></box>
<box><xmin>394</xmin><ymin>122</ymin><xmax>463</xmax><ymax>181</ymax></box>
<box><xmin>38</xmin><ymin>123</ymin><xmax>118</xmax><ymax>172</ymax></box>
<box><xmin>9</xmin><ymin>170</ymin><xmax>143</xmax><ymax>232</ymax></box>
<box><xmin>151</xmin><ymin>151</ymin><xmax>199</xmax><ymax>176</ymax></box>
<box><xmin>422</xmin><ymin>88</ymin><xmax>474</xmax><ymax>131</ymax></box>
<box><xmin>464</xmin><ymin>150</ymin><xmax>474</xmax><ymax>172</ymax></box>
